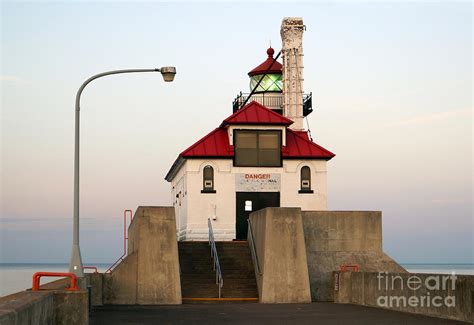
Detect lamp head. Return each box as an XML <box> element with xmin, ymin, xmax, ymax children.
<box><xmin>159</xmin><ymin>66</ymin><xmax>176</xmax><ymax>82</ymax></box>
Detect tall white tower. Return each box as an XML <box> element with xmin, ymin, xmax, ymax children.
<box><xmin>280</xmin><ymin>17</ymin><xmax>305</xmax><ymax>131</ymax></box>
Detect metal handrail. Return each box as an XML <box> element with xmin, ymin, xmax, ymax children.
<box><xmin>247</xmin><ymin>219</ymin><xmax>262</xmax><ymax>276</ymax></box>
<box><xmin>82</xmin><ymin>266</ymin><xmax>99</xmax><ymax>273</ymax></box>
<box><xmin>208</xmin><ymin>218</ymin><xmax>223</xmax><ymax>298</ymax></box>
<box><xmin>32</xmin><ymin>272</ymin><xmax>79</xmax><ymax>291</ymax></box>
<box><xmin>106</xmin><ymin>209</ymin><xmax>133</xmax><ymax>273</ymax></box>
<box><xmin>340</xmin><ymin>264</ymin><xmax>360</xmax><ymax>272</ymax></box>
<box><xmin>233</xmin><ymin>92</ymin><xmax>313</xmax><ymax>115</ymax></box>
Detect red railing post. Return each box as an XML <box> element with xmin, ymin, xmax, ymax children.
<box><xmin>32</xmin><ymin>272</ymin><xmax>79</xmax><ymax>291</ymax></box>
<box><xmin>106</xmin><ymin>209</ymin><xmax>133</xmax><ymax>273</ymax></box>
<box><xmin>340</xmin><ymin>264</ymin><xmax>360</xmax><ymax>272</ymax></box>
<box><xmin>124</xmin><ymin>209</ymin><xmax>132</xmax><ymax>256</ymax></box>
<box><xmin>82</xmin><ymin>266</ymin><xmax>98</xmax><ymax>273</ymax></box>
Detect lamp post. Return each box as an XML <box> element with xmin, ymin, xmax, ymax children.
<box><xmin>69</xmin><ymin>67</ymin><xmax>176</xmax><ymax>277</ymax></box>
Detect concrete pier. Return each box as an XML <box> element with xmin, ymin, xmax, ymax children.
<box><xmin>334</xmin><ymin>271</ymin><xmax>474</xmax><ymax>323</ymax></box>
<box><xmin>249</xmin><ymin>207</ymin><xmax>312</xmax><ymax>303</ymax></box>
<box><xmin>0</xmin><ymin>279</ymin><xmax>88</xmax><ymax>325</ymax></box>
<box><xmin>89</xmin><ymin>303</ymin><xmax>469</xmax><ymax>324</ymax></box>
<box><xmin>102</xmin><ymin>206</ymin><xmax>182</xmax><ymax>305</ymax></box>
<box><xmin>302</xmin><ymin>211</ymin><xmax>405</xmax><ymax>301</ymax></box>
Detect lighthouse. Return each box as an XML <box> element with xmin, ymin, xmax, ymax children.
<box><xmin>165</xmin><ymin>17</ymin><xmax>334</xmax><ymax>241</ymax></box>
<box><xmin>79</xmin><ymin>17</ymin><xmax>408</xmax><ymax>308</ymax></box>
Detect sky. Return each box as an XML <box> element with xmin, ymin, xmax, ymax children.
<box><xmin>1</xmin><ymin>1</ymin><xmax>472</xmax><ymax>264</ymax></box>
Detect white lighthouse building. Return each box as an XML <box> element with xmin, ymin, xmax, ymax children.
<box><xmin>165</xmin><ymin>18</ymin><xmax>335</xmax><ymax>241</ymax></box>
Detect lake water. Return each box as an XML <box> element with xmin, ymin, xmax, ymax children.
<box><xmin>0</xmin><ymin>263</ymin><xmax>111</xmax><ymax>297</ymax></box>
<box><xmin>1</xmin><ymin>263</ymin><xmax>473</xmax><ymax>297</ymax></box>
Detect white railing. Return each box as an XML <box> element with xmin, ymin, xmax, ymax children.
<box><xmin>247</xmin><ymin>219</ymin><xmax>262</xmax><ymax>276</ymax></box>
<box><xmin>232</xmin><ymin>92</ymin><xmax>313</xmax><ymax>116</ymax></box>
<box><xmin>208</xmin><ymin>218</ymin><xmax>224</xmax><ymax>298</ymax></box>
<box><xmin>233</xmin><ymin>93</ymin><xmax>283</xmax><ymax>111</ymax></box>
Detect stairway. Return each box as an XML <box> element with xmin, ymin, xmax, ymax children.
<box><xmin>178</xmin><ymin>241</ymin><xmax>259</xmax><ymax>302</ymax></box>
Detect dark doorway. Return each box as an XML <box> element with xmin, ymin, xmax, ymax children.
<box><xmin>235</xmin><ymin>192</ymin><xmax>280</xmax><ymax>240</ymax></box>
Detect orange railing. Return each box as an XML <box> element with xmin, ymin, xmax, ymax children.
<box><xmin>32</xmin><ymin>272</ymin><xmax>79</xmax><ymax>291</ymax></box>
<box><xmin>82</xmin><ymin>266</ymin><xmax>99</xmax><ymax>273</ymax></box>
<box><xmin>106</xmin><ymin>209</ymin><xmax>133</xmax><ymax>273</ymax></box>
<box><xmin>340</xmin><ymin>264</ymin><xmax>360</xmax><ymax>272</ymax></box>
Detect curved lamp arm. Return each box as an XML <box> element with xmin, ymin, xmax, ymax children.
<box><xmin>75</xmin><ymin>68</ymin><xmax>164</xmax><ymax>111</ymax></box>
<box><xmin>70</xmin><ymin>67</ymin><xmax>176</xmax><ymax>277</ymax></box>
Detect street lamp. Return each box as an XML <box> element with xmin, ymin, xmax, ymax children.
<box><xmin>69</xmin><ymin>67</ymin><xmax>176</xmax><ymax>277</ymax></box>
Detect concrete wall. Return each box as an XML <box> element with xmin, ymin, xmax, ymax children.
<box><xmin>104</xmin><ymin>206</ymin><xmax>182</xmax><ymax>305</ymax></box>
<box><xmin>334</xmin><ymin>271</ymin><xmax>474</xmax><ymax>323</ymax></box>
<box><xmin>302</xmin><ymin>211</ymin><xmax>405</xmax><ymax>302</ymax></box>
<box><xmin>172</xmin><ymin>158</ymin><xmax>328</xmax><ymax>241</ymax></box>
<box><xmin>0</xmin><ymin>280</ymin><xmax>88</xmax><ymax>325</ymax></box>
<box><xmin>103</xmin><ymin>253</ymin><xmax>138</xmax><ymax>304</ymax></box>
<box><xmin>52</xmin><ymin>291</ymin><xmax>88</xmax><ymax>325</ymax></box>
<box><xmin>86</xmin><ymin>273</ymin><xmax>103</xmax><ymax>306</ymax></box>
<box><xmin>0</xmin><ymin>292</ymin><xmax>54</xmax><ymax>325</ymax></box>
<box><xmin>249</xmin><ymin>207</ymin><xmax>312</xmax><ymax>303</ymax></box>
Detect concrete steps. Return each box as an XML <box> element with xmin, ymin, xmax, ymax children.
<box><xmin>178</xmin><ymin>241</ymin><xmax>259</xmax><ymax>302</ymax></box>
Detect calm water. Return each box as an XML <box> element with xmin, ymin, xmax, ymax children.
<box><xmin>0</xmin><ymin>263</ymin><xmax>110</xmax><ymax>297</ymax></box>
<box><xmin>0</xmin><ymin>263</ymin><xmax>473</xmax><ymax>297</ymax></box>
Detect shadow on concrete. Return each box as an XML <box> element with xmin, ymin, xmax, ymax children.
<box><xmin>89</xmin><ymin>302</ymin><xmax>469</xmax><ymax>325</ymax></box>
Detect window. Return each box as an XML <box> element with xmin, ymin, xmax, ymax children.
<box><xmin>201</xmin><ymin>166</ymin><xmax>216</xmax><ymax>193</ymax></box>
<box><xmin>245</xmin><ymin>200</ymin><xmax>253</xmax><ymax>211</ymax></box>
<box><xmin>249</xmin><ymin>74</ymin><xmax>283</xmax><ymax>92</ymax></box>
<box><xmin>234</xmin><ymin>130</ymin><xmax>281</xmax><ymax>167</ymax></box>
<box><xmin>299</xmin><ymin>166</ymin><xmax>314</xmax><ymax>193</ymax></box>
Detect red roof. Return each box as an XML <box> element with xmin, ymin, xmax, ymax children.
<box><xmin>179</xmin><ymin>127</ymin><xmax>335</xmax><ymax>159</ymax></box>
<box><xmin>283</xmin><ymin>129</ymin><xmax>335</xmax><ymax>159</ymax></box>
<box><xmin>180</xmin><ymin>128</ymin><xmax>233</xmax><ymax>158</ymax></box>
<box><xmin>222</xmin><ymin>101</ymin><xmax>293</xmax><ymax>126</ymax></box>
<box><xmin>248</xmin><ymin>47</ymin><xmax>282</xmax><ymax>77</ymax></box>
<box><xmin>165</xmin><ymin>103</ymin><xmax>335</xmax><ymax>181</ymax></box>
<box><xmin>293</xmin><ymin>130</ymin><xmax>310</xmax><ymax>141</ymax></box>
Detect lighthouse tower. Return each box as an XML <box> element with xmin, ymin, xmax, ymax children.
<box><xmin>233</xmin><ymin>17</ymin><xmax>312</xmax><ymax>130</ymax></box>
<box><xmin>281</xmin><ymin>17</ymin><xmax>306</xmax><ymax>131</ymax></box>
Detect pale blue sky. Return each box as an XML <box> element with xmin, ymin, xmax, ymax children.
<box><xmin>1</xmin><ymin>2</ymin><xmax>472</xmax><ymax>263</ymax></box>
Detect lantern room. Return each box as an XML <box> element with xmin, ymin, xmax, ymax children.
<box><xmin>248</xmin><ymin>47</ymin><xmax>283</xmax><ymax>93</ymax></box>
<box><xmin>232</xmin><ymin>48</ymin><xmax>313</xmax><ymax>118</ymax></box>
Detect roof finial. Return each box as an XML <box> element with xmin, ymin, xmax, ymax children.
<box><xmin>267</xmin><ymin>46</ymin><xmax>275</xmax><ymax>58</ymax></box>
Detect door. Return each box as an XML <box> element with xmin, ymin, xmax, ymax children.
<box><xmin>235</xmin><ymin>192</ymin><xmax>280</xmax><ymax>240</ymax></box>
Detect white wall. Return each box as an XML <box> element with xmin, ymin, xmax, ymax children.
<box><xmin>170</xmin><ymin>158</ymin><xmax>328</xmax><ymax>241</ymax></box>
<box><xmin>170</xmin><ymin>162</ymin><xmax>188</xmax><ymax>240</ymax></box>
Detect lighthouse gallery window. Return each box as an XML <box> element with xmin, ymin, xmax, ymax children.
<box><xmin>234</xmin><ymin>130</ymin><xmax>281</xmax><ymax>167</ymax></box>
